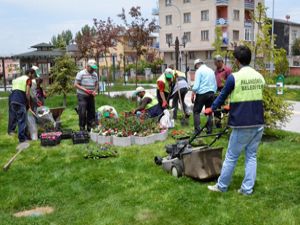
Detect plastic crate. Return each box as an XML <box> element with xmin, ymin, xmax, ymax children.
<box><xmin>40</xmin><ymin>132</ymin><xmax>62</xmax><ymax>147</ymax></box>
<box><xmin>60</xmin><ymin>129</ymin><xmax>73</xmax><ymax>140</ymax></box>
<box><xmin>72</xmin><ymin>131</ymin><xmax>90</xmax><ymax>144</ymax></box>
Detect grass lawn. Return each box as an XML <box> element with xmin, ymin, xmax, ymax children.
<box><xmin>0</xmin><ymin>94</ymin><xmax>300</xmax><ymax>225</ymax></box>
<box><xmin>282</xmin><ymin>88</ymin><xmax>300</xmax><ymax>101</ymax></box>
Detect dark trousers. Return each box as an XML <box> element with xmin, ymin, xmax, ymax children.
<box><xmin>8</xmin><ymin>95</ymin><xmax>17</xmax><ymax>134</ymax></box>
<box><xmin>193</xmin><ymin>91</ymin><xmax>215</xmax><ymax>134</ymax></box>
<box><xmin>147</xmin><ymin>104</ymin><xmax>163</xmax><ymax>118</ymax></box>
<box><xmin>77</xmin><ymin>94</ymin><xmax>95</xmax><ymax>131</ymax></box>
<box><xmin>9</xmin><ymin>102</ymin><xmax>27</xmax><ymax>142</ymax></box>
<box><xmin>172</xmin><ymin>87</ymin><xmax>188</xmax><ymax>119</ymax></box>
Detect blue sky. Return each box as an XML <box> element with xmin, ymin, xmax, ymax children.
<box><xmin>0</xmin><ymin>0</ymin><xmax>299</xmax><ymax>55</ymax></box>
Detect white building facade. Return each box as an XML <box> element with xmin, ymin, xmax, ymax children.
<box><xmin>157</xmin><ymin>0</ymin><xmax>264</xmax><ymax>70</ymax></box>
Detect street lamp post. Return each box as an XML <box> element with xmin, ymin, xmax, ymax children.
<box><xmin>168</xmin><ymin>37</ymin><xmax>186</xmax><ymax>70</ymax></box>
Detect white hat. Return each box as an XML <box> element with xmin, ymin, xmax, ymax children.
<box><xmin>214</xmin><ymin>55</ymin><xmax>223</xmax><ymax>61</ymax></box>
<box><xmin>194</xmin><ymin>58</ymin><xmax>204</xmax><ymax>66</ymax></box>
<box><xmin>31</xmin><ymin>66</ymin><xmax>41</xmax><ymax>77</ymax></box>
<box><xmin>164</xmin><ymin>68</ymin><xmax>174</xmax><ymax>79</ymax></box>
<box><xmin>133</xmin><ymin>86</ymin><xmax>145</xmax><ymax>96</ymax></box>
<box><xmin>87</xmin><ymin>59</ymin><xmax>98</xmax><ymax>69</ymax></box>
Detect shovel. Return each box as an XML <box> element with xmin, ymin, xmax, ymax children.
<box><xmin>3</xmin><ymin>142</ymin><xmax>30</xmax><ymax>171</ymax></box>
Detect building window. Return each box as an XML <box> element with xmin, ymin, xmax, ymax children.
<box><xmin>292</xmin><ymin>30</ymin><xmax>298</xmax><ymax>41</ymax></box>
<box><xmin>166</xmin><ymin>33</ymin><xmax>173</xmax><ymax>44</ymax></box>
<box><xmin>201</xmin><ymin>10</ymin><xmax>209</xmax><ymax>21</ymax></box>
<box><xmin>183</xmin><ymin>0</ymin><xmax>191</xmax><ymax>3</ymax></box>
<box><xmin>183</xmin><ymin>12</ymin><xmax>191</xmax><ymax>23</ymax></box>
<box><xmin>233</xmin><ymin>10</ymin><xmax>240</xmax><ymax>21</ymax></box>
<box><xmin>245</xmin><ymin>28</ymin><xmax>252</xmax><ymax>41</ymax></box>
<box><xmin>166</xmin><ymin>15</ymin><xmax>172</xmax><ymax>25</ymax></box>
<box><xmin>171</xmin><ymin>52</ymin><xmax>174</xmax><ymax>60</ymax></box>
<box><xmin>183</xmin><ymin>32</ymin><xmax>191</xmax><ymax>42</ymax></box>
<box><xmin>165</xmin><ymin>0</ymin><xmax>172</xmax><ymax>6</ymax></box>
<box><xmin>206</xmin><ymin>51</ymin><xmax>212</xmax><ymax>60</ymax></box>
<box><xmin>233</xmin><ymin>30</ymin><xmax>239</xmax><ymax>41</ymax></box>
<box><xmin>189</xmin><ymin>51</ymin><xmax>195</xmax><ymax>59</ymax></box>
<box><xmin>201</xmin><ymin>30</ymin><xmax>209</xmax><ymax>41</ymax></box>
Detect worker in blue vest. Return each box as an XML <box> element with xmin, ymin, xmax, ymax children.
<box><xmin>8</xmin><ymin>68</ymin><xmax>38</xmax><ymax>150</ymax></box>
<box><xmin>206</xmin><ymin>45</ymin><xmax>265</xmax><ymax>195</ymax></box>
<box><xmin>133</xmin><ymin>87</ymin><xmax>163</xmax><ymax>118</ymax></box>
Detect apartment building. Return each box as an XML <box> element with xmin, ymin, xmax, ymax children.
<box><xmin>273</xmin><ymin>18</ymin><xmax>300</xmax><ymax>75</ymax></box>
<box><xmin>156</xmin><ymin>0</ymin><xmax>264</xmax><ymax>69</ymax></box>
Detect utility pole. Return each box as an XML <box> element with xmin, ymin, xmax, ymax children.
<box><xmin>1</xmin><ymin>58</ymin><xmax>7</xmax><ymax>92</ymax></box>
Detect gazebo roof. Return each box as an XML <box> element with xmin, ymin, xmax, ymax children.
<box><xmin>30</xmin><ymin>42</ymin><xmax>54</xmax><ymax>48</ymax></box>
<box><xmin>13</xmin><ymin>49</ymin><xmax>65</xmax><ymax>59</ymax></box>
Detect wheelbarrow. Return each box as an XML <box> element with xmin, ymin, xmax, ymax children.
<box><xmin>36</xmin><ymin>106</ymin><xmax>65</xmax><ymax>131</ymax></box>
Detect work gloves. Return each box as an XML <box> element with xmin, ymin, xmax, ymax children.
<box><xmin>204</xmin><ymin>105</ymin><xmax>230</xmax><ymax>115</ymax></box>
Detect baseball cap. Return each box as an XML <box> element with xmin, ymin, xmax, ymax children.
<box><xmin>214</xmin><ymin>55</ymin><xmax>223</xmax><ymax>61</ymax></box>
<box><xmin>103</xmin><ymin>111</ymin><xmax>110</xmax><ymax>118</ymax></box>
<box><xmin>31</xmin><ymin>66</ymin><xmax>41</xmax><ymax>77</ymax></box>
<box><xmin>87</xmin><ymin>59</ymin><xmax>98</xmax><ymax>69</ymax></box>
<box><xmin>164</xmin><ymin>68</ymin><xmax>173</xmax><ymax>79</ymax></box>
<box><xmin>194</xmin><ymin>59</ymin><xmax>204</xmax><ymax>66</ymax></box>
<box><xmin>133</xmin><ymin>86</ymin><xmax>145</xmax><ymax>96</ymax></box>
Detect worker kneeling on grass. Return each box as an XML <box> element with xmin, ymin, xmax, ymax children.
<box><xmin>133</xmin><ymin>87</ymin><xmax>163</xmax><ymax>118</ymax></box>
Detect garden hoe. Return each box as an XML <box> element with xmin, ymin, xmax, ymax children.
<box><xmin>3</xmin><ymin>142</ymin><xmax>30</xmax><ymax>172</ymax></box>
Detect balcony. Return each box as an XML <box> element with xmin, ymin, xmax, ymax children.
<box><xmin>216</xmin><ymin>18</ymin><xmax>228</xmax><ymax>26</ymax></box>
<box><xmin>244</xmin><ymin>20</ymin><xmax>253</xmax><ymax>27</ymax></box>
<box><xmin>216</xmin><ymin>0</ymin><xmax>229</xmax><ymax>5</ymax></box>
<box><xmin>245</xmin><ymin>0</ymin><xmax>255</xmax><ymax>9</ymax></box>
<box><xmin>152</xmin><ymin>8</ymin><xmax>159</xmax><ymax>16</ymax></box>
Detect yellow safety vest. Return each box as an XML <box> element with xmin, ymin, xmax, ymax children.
<box><xmin>142</xmin><ymin>92</ymin><xmax>158</xmax><ymax>109</ymax></box>
<box><xmin>12</xmin><ymin>75</ymin><xmax>29</xmax><ymax>92</ymax></box>
<box><xmin>231</xmin><ymin>67</ymin><xmax>265</xmax><ymax>103</ymax></box>
<box><xmin>174</xmin><ymin>70</ymin><xmax>186</xmax><ymax>78</ymax></box>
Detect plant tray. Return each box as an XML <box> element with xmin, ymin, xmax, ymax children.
<box><xmin>72</xmin><ymin>131</ymin><xmax>90</xmax><ymax>144</ymax></box>
<box><xmin>60</xmin><ymin>129</ymin><xmax>73</xmax><ymax>140</ymax></box>
<box><xmin>40</xmin><ymin>132</ymin><xmax>62</xmax><ymax>147</ymax></box>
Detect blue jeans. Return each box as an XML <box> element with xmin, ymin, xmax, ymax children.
<box><xmin>217</xmin><ymin>126</ymin><xmax>264</xmax><ymax>194</ymax></box>
<box><xmin>10</xmin><ymin>103</ymin><xmax>27</xmax><ymax>142</ymax></box>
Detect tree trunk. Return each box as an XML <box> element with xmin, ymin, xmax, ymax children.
<box><xmin>96</xmin><ymin>56</ymin><xmax>100</xmax><ymax>94</ymax></box>
<box><xmin>135</xmin><ymin>56</ymin><xmax>138</xmax><ymax>88</ymax></box>
<box><xmin>63</xmin><ymin>93</ymin><xmax>67</xmax><ymax>107</ymax></box>
<box><xmin>104</xmin><ymin>55</ymin><xmax>110</xmax><ymax>97</ymax></box>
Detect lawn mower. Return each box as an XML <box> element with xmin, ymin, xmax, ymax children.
<box><xmin>154</xmin><ymin>116</ymin><xmax>228</xmax><ymax>180</ymax></box>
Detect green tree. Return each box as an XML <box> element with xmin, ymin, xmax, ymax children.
<box><xmin>51</xmin><ymin>30</ymin><xmax>73</xmax><ymax>49</ymax></box>
<box><xmin>291</xmin><ymin>38</ymin><xmax>300</xmax><ymax>55</ymax></box>
<box><xmin>48</xmin><ymin>54</ymin><xmax>78</xmax><ymax>107</ymax></box>
<box><xmin>242</xmin><ymin>3</ymin><xmax>292</xmax><ymax>128</ymax></box>
<box><xmin>212</xmin><ymin>27</ymin><xmax>225</xmax><ymax>57</ymax></box>
<box><xmin>274</xmin><ymin>48</ymin><xmax>289</xmax><ymax>75</ymax></box>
